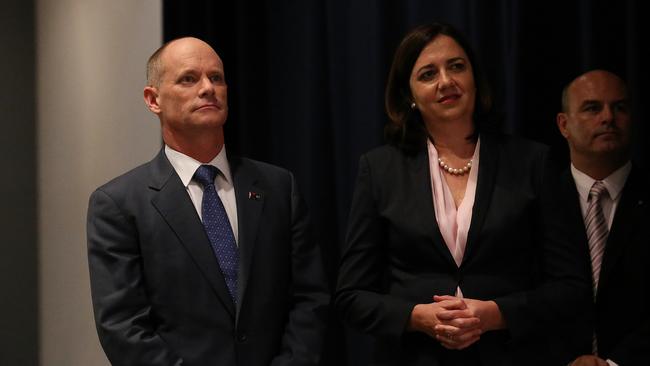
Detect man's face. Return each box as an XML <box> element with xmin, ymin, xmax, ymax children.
<box><xmin>147</xmin><ymin>38</ymin><xmax>228</xmax><ymax>134</ymax></box>
<box><xmin>557</xmin><ymin>70</ymin><xmax>631</xmax><ymax>160</ymax></box>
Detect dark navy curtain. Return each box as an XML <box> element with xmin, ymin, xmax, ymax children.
<box><xmin>162</xmin><ymin>1</ymin><xmax>646</xmax><ymax>364</ymax></box>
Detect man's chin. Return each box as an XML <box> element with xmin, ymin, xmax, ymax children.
<box><xmin>190</xmin><ymin>115</ymin><xmax>227</xmax><ymax>127</ymax></box>
<box><xmin>591</xmin><ymin>143</ymin><xmax>629</xmax><ymax>158</ymax></box>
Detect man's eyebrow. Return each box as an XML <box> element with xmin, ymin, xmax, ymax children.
<box><xmin>174</xmin><ymin>68</ymin><xmax>198</xmax><ymax>76</ymax></box>
<box><xmin>579</xmin><ymin>100</ymin><xmax>601</xmax><ymax>107</ymax></box>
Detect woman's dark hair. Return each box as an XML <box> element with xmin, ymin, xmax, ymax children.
<box><xmin>385</xmin><ymin>22</ymin><xmax>494</xmax><ymax>153</ymax></box>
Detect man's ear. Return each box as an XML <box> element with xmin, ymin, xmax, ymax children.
<box><xmin>144</xmin><ymin>86</ymin><xmax>161</xmax><ymax>114</ymax></box>
<box><xmin>556</xmin><ymin>113</ymin><xmax>569</xmax><ymax>138</ymax></box>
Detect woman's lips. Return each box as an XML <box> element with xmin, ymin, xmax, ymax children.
<box><xmin>438</xmin><ymin>94</ymin><xmax>461</xmax><ymax>104</ymax></box>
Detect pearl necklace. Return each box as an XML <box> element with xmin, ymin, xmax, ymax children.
<box><xmin>438</xmin><ymin>157</ymin><xmax>472</xmax><ymax>176</ymax></box>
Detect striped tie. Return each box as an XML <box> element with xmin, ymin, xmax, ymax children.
<box><xmin>584</xmin><ymin>181</ymin><xmax>609</xmax><ymax>293</ymax></box>
<box><xmin>584</xmin><ymin>180</ymin><xmax>609</xmax><ymax>355</ymax></box>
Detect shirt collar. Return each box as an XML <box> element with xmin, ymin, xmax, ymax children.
<box><xmin>164</xmin><ymin>145</ymin><xmax>232</xmax><ymax>187</ymax></box>
<box><xmin>570</xmin><ymin>161</ymin><xmax>631</xmax><ymax>202</ymax></box>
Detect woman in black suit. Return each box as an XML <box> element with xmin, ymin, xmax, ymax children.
<box><xmin>335</xmin><ymin>23</ymin><xmax>589</xmax><ymax>365</ymax></box>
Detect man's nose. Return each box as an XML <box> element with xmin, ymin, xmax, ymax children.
<box><xmin>600</xmin><ymin>105</ymin><xmax>615</xmax><ymax>124</ymax></box>
<box><xmin>198</xmin><ymin>76</ymin><xmax>215</xmax><ymax>97</ymax></box>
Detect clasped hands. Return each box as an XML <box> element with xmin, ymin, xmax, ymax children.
<box><xmin>408</xmin><ymin>295</ymin><xmax>504</xmax><ymax>350</ymax></box>
<box><xmin>569</xmin><ymin>355</ymin><xmax>609</xmax><ymax>366</ymax></box>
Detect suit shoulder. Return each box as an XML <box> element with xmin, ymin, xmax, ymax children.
<box><xmin>490</xmin><ymin>133</ymin><xmax>548</xmax><ymax>156</ymax></box>
<box><xmin>487</xmin><ymin>134</ymin><xmax>552</xmax><ymax>172</ymax></box>
<box><xmin>630</xmin><ymin>163</ymin><xmax>650</xmax><ymax>183</ymax></box>
<box><xmin>363</xmin><ymin>144</ymin><xmax>399</xmax><ymax>156</ymax></box>
<box><xmin>92</xmin><ymin>159</ymin><xmax>157</xmax><ymax>201</ymax></box>
<box><xmin>353</xmin><ymin>145</ymin><xmax>421</xmax><ymax>186</ymax></box>
<box><xmin>231</xmin><ymin>156</ymin><xmax>297</xmax><ymax>189</ymax></box>
<box><xmin>625</xmin><ymin>164</ymin><xmax>650</xmax><ymax>199</ymax></box>
<box><xmin>235</xmin><ymin>156</ymin><xmax>291</xmax><ymax>176</ymax></box>
<box><xmin>360</xmin><ymin>144</ymin><xmax>406</xmax><ymax>165</ymax></box>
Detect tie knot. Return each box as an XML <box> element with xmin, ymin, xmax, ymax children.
<box><xmin>193</xmin><ymin>165</ymin><xmax>220</xmax><ymax>187</ymax></box>
<box><xmin>589</xmin><ymin>181</ymin><xmax>608</xmax><ymax>201</ymax></box>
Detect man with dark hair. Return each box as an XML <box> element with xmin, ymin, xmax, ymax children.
<box><xmin>555</xmin><ymin>70</ymin><xmax>650</xmax><ymax>366</ymax></box>
<box><xmin>87</xmin><ymin>37</ymin><xmax>329</xmax><ymax>366</ymax></box>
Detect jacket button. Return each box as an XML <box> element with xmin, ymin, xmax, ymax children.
<box><xmin>237</xmin><ymin>334</ymin><xmax>247</xmax><ymax>343</ymax></box>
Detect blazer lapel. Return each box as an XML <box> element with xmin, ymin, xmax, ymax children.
<box><xmin>598</xmin><ymin>169</ymin><xmax>645</xmax><ymax>299</ymax></box>
<box><xmin>148</xmin><ymin>150</ymin><xmax>236</xmax><ymax>318</ymax></box>
<box><xmin>229</xmin><ymin>156</ymin><xmax>265</xmax><ymax>318</ymax></box>
<box><xmin>558</xmin><ymin>169</ymin><xmax>591</xmax><ymax>248</ymax></box>
<box><xmin>559</xmin><ymin>169</ymin><xmax>594</xmax><ymax>285</ymax></box>
<box><xmin>463</xmin><ymin>135</ymin><xmax>498</xmax><ymax>263</ymax></box>
<box><xmin>409</xmin><ymin>147</ymin><xmax>458</xmax><ymax>269</ymax></box>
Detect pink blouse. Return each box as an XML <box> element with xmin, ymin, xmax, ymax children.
<box><xmin>427</xmin><ymin>138</ymin><xmax>480</xmax><ymax>296</ymax></box>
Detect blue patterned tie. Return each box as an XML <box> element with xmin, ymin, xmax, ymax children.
<box><xmin>193</xmin><ymin>165</ymin><xmax>238</xmax><ymax>303</ymax></box>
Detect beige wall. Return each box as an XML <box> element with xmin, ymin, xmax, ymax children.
<box><xmin>37</xmin><ymin>1</ymin><xmax>162</xmax><ymax>364</ymax></box>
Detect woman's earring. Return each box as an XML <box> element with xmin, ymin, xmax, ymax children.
<box><xmin>410</xmin><ymin>102</ymin><xmax>416</xmax><ymax>109</ymax></box>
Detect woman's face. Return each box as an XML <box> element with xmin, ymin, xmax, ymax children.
<box><xmin>409</xmin><ymin>35</ymin><xmax>476</xmax><ymax>125</ymax></box>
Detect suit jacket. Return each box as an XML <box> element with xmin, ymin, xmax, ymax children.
<box><xmin>552</xmin><ymin>166</ymin><xmax>650</xmax><ymax>365</ymax></box>
<box><xmin>335</xmin><ymin>134</ymin><xmax>590</xmax><ymax>366</ymax></box>
<box><xmin>87</xmin><ymin>150</ymin><xmax>329</xmax><ymax>366</ymax></box>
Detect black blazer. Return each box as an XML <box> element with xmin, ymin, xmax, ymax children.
<box><xmin>552</xmin><ymin>167</ymin><xmax>650</xmax><ymax>365</ymax></box>
<box><xmin>87</xmin><ymin>150</ymin><xmax>329</xmax><ymax>366</ymax></box>
<box><xmin>335</xmin><ymin>134</ymin><xmax>589</xmax><ymax>365</ymax></box>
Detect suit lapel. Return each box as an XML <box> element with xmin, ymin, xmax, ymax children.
<box><xmin>463</xmin><ymin>135</ymin><xmax>498</xmax><ymax>263</ymax></box>
<box><xmin>557</xmin><ymin>169</ymin><xmax>590</xmax><ymax>242</ymax></box>
<box><xmin>148</xmin><ymin>150</ymin><xmax>236</xmax><ymax>318</ymax></box>
<box><xmin>559</xmin><ymin>169</ymin><xmax>593</xmax><ymax>286</ymax></box>
<box><xmin>598</xmin><ymin>169</ymin><xmax>645</xmax><ymax>299</ymax></box>
<box><xmin>409</xmin><ymin>147</ymin><xmax>458</xmax><ymax>268</ymax></box>
<box><xmin>229</xmin><ymin>156</ymin><xmax>265</xmax><ymax>318</ymax></box>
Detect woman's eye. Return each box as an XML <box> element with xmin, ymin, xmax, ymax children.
<box><xmin>450</xmin><ymin>62</ymin><xmax>465</xmax><ymax>71</ymax></box>
<box><xmin>418</xmin><ymin>70</ymin><xmax>435</xmax><ymax>81</ymax></box>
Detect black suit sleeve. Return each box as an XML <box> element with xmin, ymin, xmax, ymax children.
<box><xmin>609</xmin><ymin>327</ymin><xmax>650</xmax><ymax>365</ymax></box>
<box><xmin>335</xmin><ymin>154</ymin><xmax>418</xmax><ymax>339</ymax></box>
<box><xmin>87</xmin><ymin>189</ymin><xmax>183</xmax><ymax>366</ymax></box>
<box><xmin>270</xmin><ymin>172</ymin><xmax>330</xmax><ymax>366</ymax></box>
<box><xmin>493</xmin><ymin>154</ymin><xmax>591</xmax><ymax>340</ymax></box>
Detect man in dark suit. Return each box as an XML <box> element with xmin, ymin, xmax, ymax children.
<box><xmin>555</xmin><ymin>70</ymin><xmax>650</xmax><ymax>366</ymax></box>
<box><xmin>87</xmin><ymin>37</ymin><xmax>329</xmax><ymax>366</ymax></box>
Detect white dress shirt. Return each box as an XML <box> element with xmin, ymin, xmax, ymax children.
<box><xmin>570</xmin><ymin>161</ymin><xmax>631</xmax><ymax>366</ymax></box>
<box><xmin>165</xmin><ymin>145</ymin><xmax>239</xmax><ymax>245</ymax></box>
